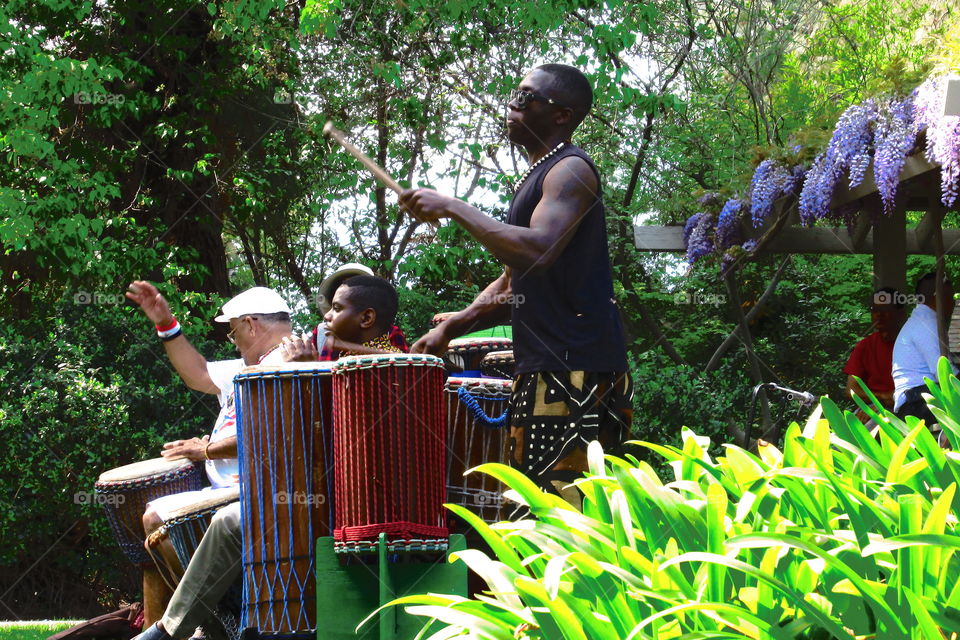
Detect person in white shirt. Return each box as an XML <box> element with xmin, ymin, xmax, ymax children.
<box><xmin>125</xmin><ymin>281</ymin><xmax>293</xmax><ymax>627</ymax></box>
<box><xmin>892</xmin><ymin>272</ymin><xmax>956</xmax><ymax>425</ymax></box>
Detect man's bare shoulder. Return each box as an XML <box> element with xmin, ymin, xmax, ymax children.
<box><xmin>542</xmin><ymin>154</ymin><xmax>598</xmax><ymax>196</ymax></box>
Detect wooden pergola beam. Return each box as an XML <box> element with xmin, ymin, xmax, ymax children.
<box><xmin>830</xmin><ymin>153</ymin><xmax>938</xmax><ymax>208</ymax></box>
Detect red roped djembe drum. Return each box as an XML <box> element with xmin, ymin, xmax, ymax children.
<box><xmin>95</xmin><ymin>457</ymin><xmax>204</xmax><ymax>564</ymax></box>
<box><xmin>444</xmin><ymin>377</ymin><xmax>511</xmax><ymax>524</ymax></box>
<box><xmin>332</xmin><ymin>353</ymin><xmax>447</xmax><ymax>553</ymax></box>
<box><xmin>235</xmin><ymin>361</ymin><xmax>335</xmax><ymax>639</ymax></box>
<box><xmin>480</xmin><ymin>350</ymin><xmax>515</xmax><ymax>379</ymax></box>
<box><xmin>445</xmin><ymin>337</ymin><xmax>512</xmax><ymax>378</ymax></box>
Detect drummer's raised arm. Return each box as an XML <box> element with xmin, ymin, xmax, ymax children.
<box><xmin>126</xmin><ymin>281</ymin><xmax>218</xmax><ymax>394</ymax></box>
<box><xmin>411</xmin><ymin>269</ymin><xmax>513</xmax><ymax>355</ymax></box>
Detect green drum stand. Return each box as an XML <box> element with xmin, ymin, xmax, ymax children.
<box><xmin>315</xmin><ymin>533</ymin><xmax>467</xmax><ymax>639</ymax></box>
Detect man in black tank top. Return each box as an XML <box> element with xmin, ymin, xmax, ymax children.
<box><xmin>400</xmin><ymin>64</ymin><xmax>632</xmax><ymax>510</ymax></box>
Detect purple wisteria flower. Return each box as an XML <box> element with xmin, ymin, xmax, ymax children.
<box><xmin>716</xmin><ymin>199</ymin><xmax>743</xmax><ymax>249</ymax></box>
<box><xmin>749</xmin><ymin>159</ymin><xmax>793</xmax><ymax>227</ymax></box>
<box><xmin>798</xmin><ymin>153</ymin><xmax>836</xmax><ymax>225</ymax></box>
<box><xmin>874</xmin><ymin>96</ymin><xmax>916</xmax><ymax>214</ymax></box>
<box><xmin>683</xmin><ymin>212</ymin><xmax>704</xmax><ymax>245</ymax></box>
<box><xmin>825</xmin><ymin>99</ymin><xmax>877</xmax><ymax>189</ymax></box>
<box><xmin>915</xmin><ymin>78</ymin><xmax>960</xmax><ymax>207</ymax></box>
<box><xmin>685</xmin><ymin>213</ymin><xmax>715</xmax><ymax>265</ymax></box>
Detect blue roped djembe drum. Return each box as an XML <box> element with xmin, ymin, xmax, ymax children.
<box><xmin>235</xmin><ymin>361</ymin><xmax>335</xmax><ymax>639</ymax></box>
<box><xmin>95</xmin><ymin>457</ymin><xmax>203</xmax><ymax>564</ymax></box>
<box><xmin>444</xmin><ymin>377</ymin><xmax>512</xmax><ymax>524</ymax></box>
<box><xmin>445</xmin><ymin>337</ymin><xmax>512</xmax><ymax>377</ymax></box>
<box><xmin>160</xmin><ymin>487</ymin><xmax>240</xmax><ymax>569</ymax></box>
<box><xmin>332</xmin><ymin>354</ymin><xmax>447</xmax><ymax>553</ymax></box>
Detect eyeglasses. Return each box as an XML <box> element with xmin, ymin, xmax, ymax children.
<box><xmin>509</xmin><ymin>89</ymin><xmax>568</xmax><ymax>110</ymax></box>
<box><xmin>227</xmin><ymin>315</ymin><xmax>258</xmax><ymax>344</ymax></box>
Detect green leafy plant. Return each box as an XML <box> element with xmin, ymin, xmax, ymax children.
<box><xmin>390</xmin><ymin>357</ymin><xmax>960</xmax><ymax>638</ymax></box>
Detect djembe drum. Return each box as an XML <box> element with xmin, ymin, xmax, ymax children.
<box><xmin>444</xmin><ymin>377</ymin><xmax>512</xmax><ymax>523</ymax></box>
<box><xmin>235</xmin><ymin>362</ymin><xmax>335</xmax><ymax>638</ymax></box>
<box><xmin>480</xmin><ymin>350</ymin><xmax>515</xmax><ymax>379</ymax></box>
<box><xmin>332</xmin><ymin>354</ymin><xmax>447</xmax><ymax>552</ymax></box>
<box><xmin>158</xmin><ymin>487</ymin><xmax>240</xmax><ymax>569</ymax></box>
<box><xmin>95</xmin><ymin>457</ymin><xmax>203</xmax><ymax>564</ymax></box>
<box><xmin>445</xmin><ymin>337</ymin><xmax>512</xmax><ymax>377</ymax></box>
<box><xmin>145</xmin><ymin>488</ymin><xmax>243</xmax><ymax>640</ymax></box>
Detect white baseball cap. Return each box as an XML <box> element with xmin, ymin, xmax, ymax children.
<box><xmin>214</xmin><ymin>287</ymin><xmax>292</xmax><ymax>323</ymax></box>
<box><xmin>318</xmin><ymin>262</ymin><xmax>374</xmax><ymax>312</ymax></box>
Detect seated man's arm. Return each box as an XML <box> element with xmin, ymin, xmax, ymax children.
<box><xmin>126</xmin><ymin>281</ymin><xmax>218</xmax><ymax>394</ymax></box>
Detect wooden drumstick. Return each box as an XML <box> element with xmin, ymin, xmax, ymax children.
<box><xmin>322</xmin><ymin>121</ymin><xmax>439</xmax><ymax>230</ymax></box>
<box><xmin>322</xmin><ymin>121</ymin><xmax>404</xmax><ymax>194</ymax></box>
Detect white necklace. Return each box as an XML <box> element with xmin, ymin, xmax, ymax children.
<box><xmin>512</xmin><ymin>141</ymin><xmax>567</xmax><ymax>192</ymax></box>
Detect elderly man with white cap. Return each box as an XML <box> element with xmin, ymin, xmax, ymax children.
<box><xmin>125</xmin><ymin>280</ymin><xmax>293</xmax><ymax>627</ymax></box>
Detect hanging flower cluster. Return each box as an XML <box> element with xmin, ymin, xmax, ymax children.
<box><xmin>915</xmin><ymin>77</ymin><xmax>960</xmax><ymax>206</ymax></box>
<box><xmin>685</xmin><ymin>213</ymin><xmax>715</xmax><ymax>265</ymax></box>
<box><xmin>873</xmin><ymin>95</ymin><xmax>917</xmax><ymax>214</ymax></box>
<box><xmin>749</xmin><ymin>159</ymin><xmax>804</xmax><ymax>227</ymax></box>
<box><xmin>682</xmin><ymin>75</ymin><xmax>960</xmax><ymax>272</ymax></box>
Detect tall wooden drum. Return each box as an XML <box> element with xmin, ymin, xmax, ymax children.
<box><xmin>235</xmin><ymin>361</ymin><xmax>335</xmax><ymax>638</ymax></box>
<box><xmin>444</xmin><ymin>377</ymin><xmax>511</xmax><ymax>524</ymax></box>
<box><xmin>332</xmin><ymin>354</ymin><xmax>447</xmax><ymax>552</ymax></box>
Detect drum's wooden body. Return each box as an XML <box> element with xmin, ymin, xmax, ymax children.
<box><xmin>332</xmin><ymin>354</ymin><xmax>447</xmax><ymax>551</ymax></box>
<box><xmin>479</xmin><ymin>350</ymin><xmax>515</xmax><ymax>380</ymax></box>
<box><xmin>95</xmin><ymin>457</ymin><xmax>203</xmax><ymax>564</ymax></box>
<box><xmin>235</xmin><ymin>362</ymin><xmax>334</xmax><ymax>637</ymax></box>
<box><xmin>161</xmin><ymin>487</ymin><xmax>240</xmax><ymax>570</ymax></box>
<box><xmin>446</xmin><ymin>337</ymin><xmax>512</xmax><ymax>377</ymax></box>
<box><xmin>444</xmin><ymin>377</ymin><xmax>511</xmax><ymax>523</ymax></box>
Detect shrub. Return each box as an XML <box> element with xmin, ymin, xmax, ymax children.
<box><xmin>0</xmin><ymin>298</ymin><xmax>229</xmax><ymax>617</ymax></box>
<box><xmin>390</xmin><ymin>358</ymin><xmax>960</xmax><ymax>638</ymax></box>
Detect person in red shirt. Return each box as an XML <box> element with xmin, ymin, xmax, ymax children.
<box><xmin>844</xmin><ymin>287</ymin><xmax>906</xmax><ymax>413</ymax></box>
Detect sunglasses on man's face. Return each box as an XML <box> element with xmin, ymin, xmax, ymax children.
<box><xmin>509</xmin><ymin>89</ymin><xmax>568</xmax><ymax>110</ymax></box>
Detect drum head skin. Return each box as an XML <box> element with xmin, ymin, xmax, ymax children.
<box><xmin>163</xmin><ymin>487</ymin><xmax>240</xmax><ymax>522</ymax></box>
<box><xmin>332</xmin><ymin>353</ymin><xmax>445</xmax><ymax>372</ymax></box>
<box><xmin>97</xmin><ymin>457</ymin><xmax>195</xmax><ymax>484</ymax></box>
<box><xmin>447</xmin><ymin>337</ymin><xmax>512</xmax><ymax>353</ymax></box>
<box><xmin>238</xmin><ymin>361</ymin><xmax>336</xmax><ymax>377</ymax></box>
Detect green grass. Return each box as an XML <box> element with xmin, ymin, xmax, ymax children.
<box><xmin>0</xmin><ymin>621</ymin><xmax>83</xmax><ymax>640</ymax></box>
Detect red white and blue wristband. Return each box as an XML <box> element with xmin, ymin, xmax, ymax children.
<box><xmin>156</xmin><ymin>318</ymin><xmax>182</xmax><ymax>341</ymax></box>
